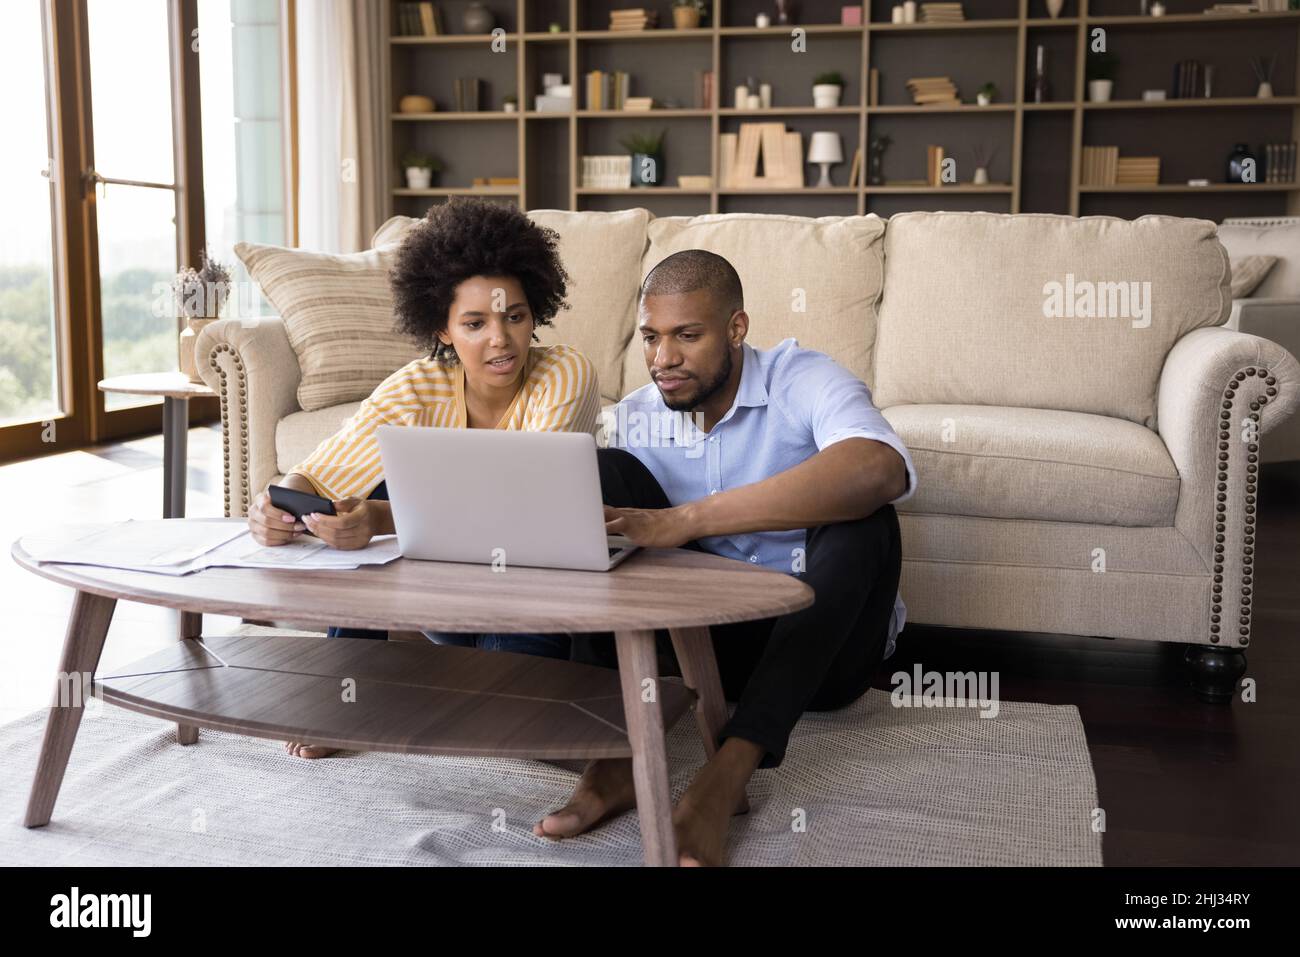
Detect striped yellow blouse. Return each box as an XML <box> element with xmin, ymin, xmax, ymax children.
<box><xmin>290</xmin><ymin>344</ymin><xmax>600</xmax><ymax>501</ymax></box>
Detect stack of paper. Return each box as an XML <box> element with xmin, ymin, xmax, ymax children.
<box><xmin>21</xmin><ymin>519</ymin><xmax>402</xmax><ymax>576</ymax></box>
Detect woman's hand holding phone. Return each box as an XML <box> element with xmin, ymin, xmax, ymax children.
<box><xmin>300</xmin><ymin>498</ymin><xmax>379</xmax><ymax>550</ymax></box>
<box><xmin>248</xmin><ymin>490</ymin><xmax>308</xmax><ymax>546</ymax></box>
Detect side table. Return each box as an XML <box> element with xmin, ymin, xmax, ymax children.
<box><xmin>98</xmin><ymin>372</ymin><xmax>214</xmax><ymax>519</ymax></box>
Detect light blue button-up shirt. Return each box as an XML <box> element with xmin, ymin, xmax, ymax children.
<box><xmin>605</xmin><ymin>338</ymin><xmax>918</xmax><ymax>658</ymax></box>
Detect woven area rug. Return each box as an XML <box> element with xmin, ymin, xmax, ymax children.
<box><xmin>0</xmin><ymin>640</ymin><xmax>1103</xmax><ymax>866</ymax></box>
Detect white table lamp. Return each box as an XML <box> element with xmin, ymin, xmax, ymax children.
<box><xmin>808</xmin><ymin>132</ymin><xmax>843</xmax><ymax>187</ymax></box>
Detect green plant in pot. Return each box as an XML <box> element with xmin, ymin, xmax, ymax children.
<box><xmin>813</xmin><ymin>70</ymin><xmax>845</xmax><ymax>108</ymax></box>
<box><xmin>672</xmin><ymin>0</ymin><xmax>707</xmax><ymax>29</ymax></box>
<box><xmin>402</xmin><ymin>151</ymin><xmax>443</xmax><ymax>189</ymax></box>
<box><xmin>977</xmin><ymin>81</ymin><xmax>998</xmax><ymax>106</ymax></box>
<box><xmin>620</xmin><ymin>130</ymin><xmax>666</xmax><ymax>187</ymax></box>
<box><xmin>1086</xmin><ymin>51</ymin><xmax>1117</xmax><ymax>103</ymax></box>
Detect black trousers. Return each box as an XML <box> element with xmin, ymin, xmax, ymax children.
<box><xmin>578</xmin><ymin>448</ymin><xmax>903</xmax><ymax>770</ymax></box>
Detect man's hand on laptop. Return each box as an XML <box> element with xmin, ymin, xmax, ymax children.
<box><xmin>301</xmin><ymin>498</ymin><xmax>380</xmax><ymax>550</ymax></box>
<box><xmin>604</xmin><ymin>505</ymin><xmax>694</xmax><ymax>549</ymax></box>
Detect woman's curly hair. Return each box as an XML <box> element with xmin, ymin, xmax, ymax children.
<box><xmin>389</xmin><ymin>197</ymin><xmax>570</xmax><ymax>362</ymax></box>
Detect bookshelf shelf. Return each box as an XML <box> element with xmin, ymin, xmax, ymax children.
<box><xmin>383</xmin><ymin>1</ymin><xmax>1299</xmax><ymax>221</ymax></box>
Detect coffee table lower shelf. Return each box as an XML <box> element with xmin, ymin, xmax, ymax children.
<box><xmin>96</xmin><ymin>634</ymin><xmax>698</xmax><ymax>760</ymax></box>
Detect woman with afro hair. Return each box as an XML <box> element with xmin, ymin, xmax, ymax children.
<box><xmin>244</xmin><ymin>198</ymin><xmax>600</xmax><ymax>757</ymax></box>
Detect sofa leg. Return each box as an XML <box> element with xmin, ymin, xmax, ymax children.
<box><xmin>1184</xmin><ymin>645</ymin><xmax>1247</xmax><ymax>704</ymax></box>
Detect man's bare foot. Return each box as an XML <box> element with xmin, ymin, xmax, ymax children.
<box><xmin>284</xmin><ymin>741</ymin><xmax>340</xmax><ymax>759</ymax></box>
<box><xmin>673</xmin><ymin>738</ymin><xmax>764</xmax><ymax>866</ymax></box>
<box><xmin>533</xmin><ymin>758</ymin><xmax>637</xmax><ymax>840</ymax></box>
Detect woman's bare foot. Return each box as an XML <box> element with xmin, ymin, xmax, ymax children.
<box><xmin>533</xmin><ymin>758</ymin><xmax>638</xmax><ymax>839</ymax></box>
<box><xmin>284</xmin><ymin>741</ymin><xmax>340</xmax><ymax>759</ymax></box>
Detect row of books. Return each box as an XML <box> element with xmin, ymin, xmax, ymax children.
<box><xmin>581</xmin><ymin>155</ymin><xmax>632</xmax><ymax>189</ymax></box>
<box><xmin>1171</xmin><ymin>60</ymin><xmax>1207</xmax><ymax>99</ymax></box>
<box><xmin>907</xmin><ymin>76</ymin><xmax>960</xmax><ymax>106</ymax></box>
<box><xmin>1081</xmin><ymin>146</ymin><xmax>1120</xmax><ymax>186</ymax></box>
<box><xmin>1261</xmin><ymin>142</ymin><xmax>1298</xmax><ymax>184</ymax></box>
<box><xmin>925</xmin><ymin>145</ymin><xmax>947</xmax><ymax>186</ymax></box>
<box><xmin>585</xmin><ymin>70</ymin><xmax>632</xmax><ymax>111</ymax></box>
<box><xmin>395</xmin><ymin>2</ymin><xmax>443</xmax><ymax>37</ymax></box>
<box><xmin>1082</xmin><ymin>150</ymin><xmax>1165</xmax><ymax>186</ymax></box>
<box><xmin>453</xmin><ymin>77</ymin><xmax>481</xmax><ymax>112</ymax></box>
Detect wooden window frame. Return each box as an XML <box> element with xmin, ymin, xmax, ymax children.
<box><xmin>0</xmin><ymin>0</ymin><xmax>216</xmax><ymax>464</ymax></box>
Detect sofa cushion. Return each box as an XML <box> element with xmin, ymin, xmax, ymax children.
<box><xmin>236</xmin><ymin>241</ymin><xmax>424</xmax><ymax>413</ymax></box>
<box><xmin>872</xmin><ymin>212</ymin><xmax>1231</xmax><ymax>429</ymax></box>
<box><xmin>881</xmin><ymin>404</ymin><xmax>1181</xmax><ymax>527</ymax></box>
<box><xmin>624</xmin><ymin>212</ymin><xmax>885</xmax><ymax>395</ymax></box>
<box><xmin>1217</xmin><ymin>221</ymin><xmax>1300</xmax><ymax>299</ymax></box>
<box><xmin>1229</xmin><ymin>254</ymin><xmax>1278</xmax><ymax>298</ymax></box>
<box><xmin>276</xmin><ymin>401</ymin><xmax>362</xmax><ymax>477</ymax></box>
<box><xmin>374</xmin><ymin>209</ymin><xmax>649</xmax><ymax>403</ymax></box>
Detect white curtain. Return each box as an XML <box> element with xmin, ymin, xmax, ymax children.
<box><xmin>295</xmin><ymin>0</ymin><xmax>385</xmax><ymax>252</ymax></box>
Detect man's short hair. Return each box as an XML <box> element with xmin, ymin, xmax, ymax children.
<box><xmin>639</xmin><ymin>249</ymin><xmax>743</xmax><ymax>317</ymax></box>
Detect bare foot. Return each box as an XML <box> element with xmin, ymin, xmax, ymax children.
<box><xmin>533</xmin><ymin>758</ymin><xmax>637</xmax><ymax>840</ymax></box>
<box><xmin>673</xmin><ymin>740</ymin><xmax>762</xmax><ymax>866</ymax></box>
<box><xmin>284</xmin><ymin>741</ymin><xmax>340</xmax><ymax>759</ymax></box>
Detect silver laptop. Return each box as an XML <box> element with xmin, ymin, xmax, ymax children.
<box><xmin>376</xmin><ymin>426</ymin><xmax>638</xmax><ymax>572</ymax></box>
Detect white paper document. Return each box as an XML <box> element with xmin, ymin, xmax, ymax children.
<box><xmin>20</xmin><ymin>518</ymin><xmax>402</xmax><ymax>576</ymax></box>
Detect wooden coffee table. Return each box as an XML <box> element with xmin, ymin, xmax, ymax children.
<box><xmin>11</xmin><ymin>533</ymin><xmax>812</xmax><ymax>866</ymax></box>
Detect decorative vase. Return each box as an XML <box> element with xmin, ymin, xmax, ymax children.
<box><xmin>1046</xmin><ymin>0</ymin><xmax>1065</xmax><ymax>16</ymax></box>
<box><xmin>1088</xmin><ymin>79</ymin><xmax>1113</xmax><ymax>103</ymax></box>
<box><xmin>178</xmin><ymin>316</ymin><xmax>217</xmax><ymax>384</ymax></box>
<box><xmin>630</xmin><ymin>152</ymin><xmax>663</xmax><ymax>187</ymax></box>
<box><xmin>812</xmin><ymin>84</ymin><xmax>842</xmax><ymax>108</ymax></box>
<box><xmin>1257</xmin><ymin>81</ymin><xmax>1274</xmax><ymax>98</ymax></box>
<box><xmin>977</xmin><ymin>92</ymin><xmax>992</xmax><ymax>106</ymax></box>
<box><xmin>462</xmin><ymin>2</ymin><xmax>493</xmax><ymax>33</ymax></box>
<box><xmin>1227</xmin><ymin>143</ymin><xmax>1256</xmax><ymax>183</ymax></box>
<box><xmin>406</xmin><ymin>167</ymin><xmax>434</xmax><ymax>189</ymax></box>
<box><xmin>756</xmin><ymin>12</ymin><xmax>771</xmax><ymax>27</ymax></box>
<box><xmin>973</xmin><ymin>167</ymin><xmax>990</xmax><ymax>185</ymax></box>
<box><xmin>673</xmin><ymin>5</ymin><xmax>701</xmax><ymax>29</ymax></box>
<box><xmin>775</xmin><ymin>1</ymin><xmax>794</xmax><ymax>25</ymax></box>
<box><xmin>867</xmin><ymin>150</ymin><xmax>885</xmax><ymax>186</ymax></box>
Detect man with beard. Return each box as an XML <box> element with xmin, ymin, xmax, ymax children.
<box><xmin>533</xmin><ymin>248</ymin><xmax>917</xmax><ymax>865</ymax></box>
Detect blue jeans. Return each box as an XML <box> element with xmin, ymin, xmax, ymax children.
<box><xmin>323</xmin><ymin>480</ymin><xmax>570</xmax><ymax>660</ymax></box>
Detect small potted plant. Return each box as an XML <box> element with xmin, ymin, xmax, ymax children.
<box><xmin>812</xmin><ymin>70</ymin><xmax>844</xmax><ymax>109</ymax></box>
<box><xmin>976</xmin><ymin>82</ymin><xmax>998</xmax><ymax>106</ymax></box>
<box><xmin>503</xmin><ymin>93</ymin><xmax>518</xmax><ymax>113</ymax></box>
<box><xmin>620</xmin><ymin>130</ymin><xmax>666</xmax><ymax>187</ymax></box>
<box><xmin>1086</xmin><ymin>51</ymin><xmax>1117</xmax><ymax>103</ymax></box>
<box><xmin>402</xmin><ymin>151</ymin><xmax>442</xmax><ymax>189</ymax></box>
<box><xmin>672</xmin><ymin>0</ymin><xmax>706</xmax><ymax>29</ymax></box>
<box><xmin>174</xmin><ymin>252</ymin><xmax>232</xmax><ymax>383</ymax></box>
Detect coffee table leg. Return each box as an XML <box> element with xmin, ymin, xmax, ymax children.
<box><xmin>24</xmin><ymin>590</ymin><xmax>116</xmax><ymax>828</ymax></box>
<box><xmin>669</xmin><ymin>626</ymin><xmax>750</xmax><ymax>815</ymax></box>
<box><xmin>176</xmin><ymin>611</ymin><xmax>202</xmax><ymax>745</ymax></box>
<box><xmin>615</xmin><ymin>629</ymin><xmax>678</xmax><ymax>867</ymax></box>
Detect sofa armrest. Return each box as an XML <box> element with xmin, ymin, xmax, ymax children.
<box><xmin>195</xmin><ymin>317</ymin><xmax>302</xmax><ymax>517</ymax></box>
<box><xmin>1158</xmin><ymin>326</ymin><xmax>1300</xmax><ymax>647</ymax></box>
<box><xmin>1227</xmin><ymin>297</ymin><xmax>1300</xmax><ymax>341</ymax></box>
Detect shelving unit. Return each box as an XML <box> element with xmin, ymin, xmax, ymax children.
<box><xmin>383</xmin><ymin>0</ymin><xmax>1300</xmax><ymax>220</ymax></box>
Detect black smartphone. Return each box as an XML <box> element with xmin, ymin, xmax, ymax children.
<box><xmin>268</xmin><ymin>484</ymin><xmax>337</xmax><ymax>520</ymax></box>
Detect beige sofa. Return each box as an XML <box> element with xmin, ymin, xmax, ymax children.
<box><xmin>196</xmin><ymin>209</ymin><xmax>1300</xmax><ymax>702</ymax></box>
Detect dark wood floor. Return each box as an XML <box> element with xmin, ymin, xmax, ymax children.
<box><xmin>877</xmin><ymin>462</ymin><xmax>1300</xmax><ymax>866</ymax></box>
